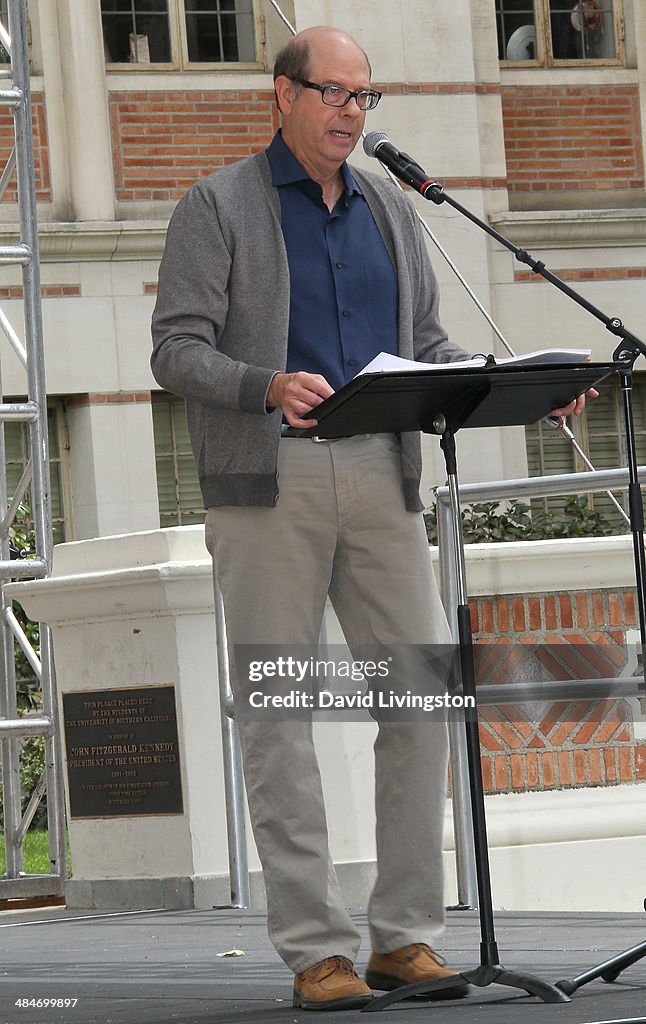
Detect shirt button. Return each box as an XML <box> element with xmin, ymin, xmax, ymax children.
<box><xmin>348</xmin><ymin>358</ymin><xmax>358</xmax><ymax>367</ymax></box>
<box><xmin>342</xmin><ymin>309</ymin><xmax>350</xmax><ymax>317</ymax></box>
<box><xmin>336</xmin><ymin>262</ymin><xmax>344</xmax><ymax>268</ymax></box>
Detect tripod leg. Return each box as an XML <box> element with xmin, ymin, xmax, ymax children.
<box><xmin>556</xmin><ymin>938</ymin><xmax>646</xmax><ymax>994</ymax></box>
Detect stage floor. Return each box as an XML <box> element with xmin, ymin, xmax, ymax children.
<box><xmin>0</xmin><ymin>905</ymin><xmax>644</xmax><ymax>1023</ymax></box>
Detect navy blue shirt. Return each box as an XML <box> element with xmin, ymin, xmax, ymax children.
<box><xmin>266</xmin><ymin>131</ymin><xmax>398</xmax><ymax>391</ymax></box>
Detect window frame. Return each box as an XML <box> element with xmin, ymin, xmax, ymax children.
<box><xmin>3</xmin><ymin>399</ymin><xmax>72</xmax><ymax>545</ymax></box>
<box><xmin>499</xmin><ymin>0</ymin><xmax>625</xmax><ymax>68</ymax></box>
<box><xmin>152</xmin><ymin>392</ymin><xmax>205</xmax><ymax>529</ymax></box>
<box><xmin>525</xmin><ymin>371</ymin><xmax>646</xmax><ymax>533</ymax></box>
<box><xmin>102</xmin><ymin>0</ymin><xmax>264</xmax><ymax>73</ymax></box>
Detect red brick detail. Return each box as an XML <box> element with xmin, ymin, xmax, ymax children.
<box><xmin>510</xmin><ymin>753</ymin><xmax>524</xmax><ymax>789</ymax></box>
<box><xmin>603</xmin><ymin>747</ymin><xmax>618</xmax><ymax>783</ymax></box>
<box><xmin>538</xmin><ymin>702</ymin><xmax>566</xmax><ymax>739</ymax></box>
<box><xmin>376</xmin><ymin>82</ymin><xmax>501</xmax><ymax>96</ymax></box>
<box><xmin>67</xmin><ymin>391</ymin><xmax>152</xmax><ymax>407</ymax></box>
<box><xmin>619</xmin><ymin>747</ymin><xmax>634</xmax><ymax>782</ymax></box>
<box><xmin>501</xmin><ymin>84</ymin><xmax>644</xmax><ymax>194</ymax></box>
<box><xmin>593</xmin><ymin>701</ymin><xmax>628</xmax><ymax>743</ymax></box>
<box><xmin>515</xmin><ymin>267</ymin><xmax>646</xmax><ymax>283</ymax></box>
<box><xmin>525</xmin><ymin>752</ymin><xmax>539</xmax><ymax>788</ymax></box>
<box><xmin>549</xmin><ymin>701</ymin><xmax>596</xmax><ymax>747</ymax></box>
<box><xmin>0</xmin><ymin>92</ymin><xmax>51</xmax><ymax>203</ymax></box>
<box><xmin>480</xmin><ymin>756</ymin><xmax>492</xmax><ymax>792</ymax></box>
<box><xmin>110</xmin><ymin>90</ymin><xmax>281</xmax><ymax>201</ymax></box>
<box><xmin>543</xmin><ymin>595</ymin><xmax>557</xmax><ymax>630</ymax></box>
<box><xmin>496</xmin><ymin>597</ymin><xmax>510</xmax><ymax>632</ymax></box>
<box><xmin>468</xmin><ymin>599</ymin><xmax>479</xmax><ymax>633</ymax></box>
<box><xmin>480</xmin><ymin>598</ymin><xmax>494</xmax><ymax>635</ymax></box>
<box><xmin>557</xmin><ymin>750</ymin><xmax>572</xmax><ymax>786</ymax></box>
<box><xmin>144</xmin><ymin>282</ymin><xmax>158</xmax><ymax>294</ymax></box>
<box><xmin>576</xmin><ymin>593</ymin><xmax>589</xmax><ymax>628</ymax></box>
<box><xmin>609</xmin><ymin>593</ymin><xmax>623</xmax><ymax>626</ymax></box>
<box><xmin>588</xmin><ymin>747</ymin><xmax>602</xmax><ymax>784</ymax></box>
<box><xmin>512</xmin><ymin>597</ymin><xmax>525</xmax><ymax>631</ymax></box>
<box><xmin>479</xmin><ymin>725</ymin><xmax>504</xmax><ymax>752</ymax></box>
<box><xmin>494</xmin><ymin>754</ymin><xmax>509</xmax><ymax>791</ymax></box>
<box><xmin>469</xmin><ymin>588</ymin><xmax>643</xmax><ymax>795</ymax></box>
<box><xmin>592</xmin><ymin>593</ymin><xmax>605</xmax><ymax>626</ymax></box>
<box><xmin>482</xmin><ymin>710</ymin><xmax>525</xmax><ymax>750</ymax></box>
<box><xmin>541</xmin><ymin>751</ymin><xmax>556</xmax><ymax>788</ymax></box>
<box><xmin>528</xmin><ymin>597</ymin><xmax>541</xmax><ymax>631</ymax></box>
<box><xmin>404</xmin><ymin>176</ymin><xmax>507</xmax><ymax>190</ymax></box>
<box><xmin>572</xmin><ymin>748</ymin><xmax>588</xmax><ymax>785</ymax></box>
<box><xmin>559</xmin><ymin>595</ymin><xmax>573</xmax><ymax>629</ymax></box>
<box><xmin>624</xmin><ymin>591</ymin><xmax>637</xmax><ymax>626</ymax></box>
<box><xmin>0</xmin><ymin>285</ymin><xmax>80</xmax><ymax>298</ymax></box>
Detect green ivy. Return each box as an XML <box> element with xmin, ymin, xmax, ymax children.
<box><xmin>424</xmin><ymin>495</ymin><xmax>615</xmax><ymax>545</ymax></box>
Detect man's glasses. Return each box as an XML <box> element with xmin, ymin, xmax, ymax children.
<box><xmin>291</xmin><ymin>78</ymin><xmax>382</xmax><ymax>111</ymax></box>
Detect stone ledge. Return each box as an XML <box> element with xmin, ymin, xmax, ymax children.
<box><xmin>489</xmin><ymin>207</ymin><xmax>646</xmax><ymax>249</ymax></box>
<box><xmin>0</xmin><ymin>222</ymin><xmax>169</xmax><ymax>262</ymax></box>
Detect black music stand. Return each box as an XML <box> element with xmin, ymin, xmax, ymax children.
<box><xmin>299</xmin><ymin>359</ymin><xmax>646</xmax><ymax>1008</ymax></box>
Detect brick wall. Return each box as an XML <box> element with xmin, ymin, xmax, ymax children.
<box><xmin>0</xmin><ymin>92</ymin><xmax>51</xmax><ymax>202</ymax></box>
<box><xmin>109</xmin><ymin>90</ymin><xmax>280</xmax><ymax>202</ymax></box>
<box><xmin>467</xmin><ymin>589</ymin><xmax>646</xmax><ymax>794</ymax></box>
<box><xmin>501</xmin><ymin>84</ymin><xmax>644</xmax><ymax>194</ymax></box>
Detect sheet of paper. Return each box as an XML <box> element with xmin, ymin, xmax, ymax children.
<box><xmin>356</xmin><ymin>352</ymin><xmax>488</xmax><ymax>376</ymax></box>
<box><xmin>356</xmin><ymin>348</ymin><xmax>592</xmax><ymax>377</ymax></box>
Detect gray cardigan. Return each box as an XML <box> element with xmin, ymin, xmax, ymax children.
<box><xmin>151</xmin><ymin>150</ymin><xmax>467</xmax><ymax>511</ymax></box>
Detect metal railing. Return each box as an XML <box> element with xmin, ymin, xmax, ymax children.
<box><xmin>213</xmin><ymin>575</ymin><xmax>250</xmax><ymax>908</ymax></box>
<box><xmin>436</xmin><ymin>464</ymin><xmax>646</xmax><ymax>910</ymax></box>
<box><xmin>0</xmin><ymin>0</ymin><xmax>66</xmax><ymax>900</ymax></box>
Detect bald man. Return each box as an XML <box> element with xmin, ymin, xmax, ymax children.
<box><xmin>152</xmin><ymin>25</ymin><xmax>473</xmax><ymax>1011</ymax></box>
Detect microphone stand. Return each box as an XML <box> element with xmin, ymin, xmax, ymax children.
<box><xmin>419</xmin><ymin>176</ymin><xmax>646</xmax><ymax>669</ymax></box>
<box><xmin>363</xmin><ymin>177</ymin><xmax>646</xmax><ymax>1012</ymax></box>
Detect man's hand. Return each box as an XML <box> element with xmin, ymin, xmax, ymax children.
<box><xmin>550</xmin><ymin>386</ymin><xmax>599</xmax><ymax>420</ymax></box>
<box><xmin>267</xmin><ymin>371</ymin><xmax>334</xmax><ymax>428</ymax></box>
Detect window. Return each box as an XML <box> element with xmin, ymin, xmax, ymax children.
<box><xmin>496</xmin><ymin>1</ymin><xmax>622</xmax><ymax>64</ymax></box>
<box><xmin>152</xmin><ymin>395</ymin><xmax>205</xmax><ymax>528</ymax></box>
<box><xmin>101</xmin><ymin>0</ymin><xmax>258</xmax><ymax>67</ymax></box>
<box><xmin>0</xmin><ymin>0</ymin><xmax>10</xmax><ymax>64</ymax></box>
<box><xmin>4</xmin><ymin>402</ymin><xmax>70</xmax><ymax>545</ymax></box>
<box><xmin>525</xmin><ymin>374</ymin><xmax>646</xmax><ymax>533</ymax></box>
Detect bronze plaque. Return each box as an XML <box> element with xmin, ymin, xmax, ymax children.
<box><xmin>62</xmin><ymin>685</ymin><xmax>183</xmax><ymax>819</ymax></box>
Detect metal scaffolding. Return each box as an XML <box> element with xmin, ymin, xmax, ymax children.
<box><xmin>0</xmin><ymin>0</ymin><xmax>66</xmax><ymax>899</ymax></box>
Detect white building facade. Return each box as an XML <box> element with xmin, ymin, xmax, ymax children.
<box><xmin>0</xmin><ymin>0</ymin><xmax>644</xmax><ymax>541</ymax></box>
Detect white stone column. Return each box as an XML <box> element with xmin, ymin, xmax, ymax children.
<box><xmin>54</xmin><ymin>0</ymin><xmax>115</xmax><ymax>221</ymax></box>
<box><xmin>34</xmin><ymin>0</ymin><xmax>71</xmax><ymax>219</ymax></box>
<box><xmin>630</xmin><ymin>0</ymin><xmax>646</xmax><ymax>189</ymax></box>
<box><xmin>67</xmin><ymin>399</ymin><xmax>160</xmax><ymax>540</ymax></box>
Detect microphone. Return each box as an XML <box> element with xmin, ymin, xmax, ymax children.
<box><xmin>362</xmin><ymin>131</ymin><xmax>443</xmax><ymax>201</ymax></box>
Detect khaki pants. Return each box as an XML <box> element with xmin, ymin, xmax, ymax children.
<box><xmin>206</xmin><ymin>434</ymin><xmax>451</xmax><ymax>973</ymax></box>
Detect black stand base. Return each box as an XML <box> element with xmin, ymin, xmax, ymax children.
<box><xmin>363</xmin><ymin>965</ymin><xmax>570</xmax><ymax>1011</ymax></box>
<box><xmin>363</xmin><ymin>912</ymin><xmax>646</xmax><ymax>1011</ymax></box>
<box><xmin>364</xmin><ymin>934</ymin><xmax>646</xmax><ymax>1011</ymax></box>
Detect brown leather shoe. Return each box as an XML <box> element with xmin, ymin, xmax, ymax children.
<box><xmin>366</xmin><ymin>943</ymin><xmax>469</xmax><ymax>1000</ymax></box>
<box><xmin>293</xmin><ymin>955</ymin><xmax>373</xmax><ymax>1010</ymax></box>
